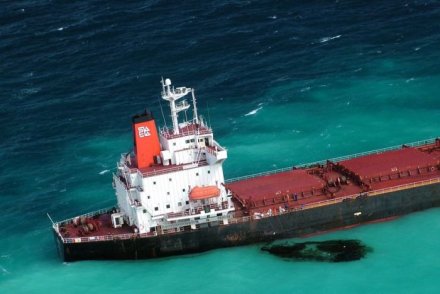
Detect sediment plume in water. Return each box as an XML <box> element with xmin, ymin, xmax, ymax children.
<box><xmin>261</xmin><ymin>239</ymin><xmax>371</xmax><ymax>262</ymax></box>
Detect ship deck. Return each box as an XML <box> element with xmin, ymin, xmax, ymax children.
<box><xmin>226</xmin><ymin>168</ymin><xmax>364</xmax><ymax>215</ymax></box>
<box><xmin>226</xmin><ymin>140</ymin><xmax>440</xmax><ymax>215</ymax></box>
<box><xmin>57</xmin><ymin>139</ymin><xmax>439</xmax><ymax>241</ymax></box>
<box><xmin>58</xmin><ymin>213</ymin><xmax>136</xmax><ymax>240</ymax></box>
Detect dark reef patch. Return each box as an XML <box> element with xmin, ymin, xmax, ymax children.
<box><xmin>261</xmin><ymin>239</ymin><xmax>371</xmax><ymax>262</ymax></box>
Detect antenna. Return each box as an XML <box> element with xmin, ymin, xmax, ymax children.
<box><xmin>159</xmin><ymin>97</ymin><xmax>167</xmax><ymax>130</ymax></box>
<box><xmin>192</xmin><ymin>89</ymin><xmax>199</xmax><ymax>125</ymax></box>
<box><xmin>161</xmin><ymin>76</ymin><xmax>166</xmax><ymax>95</ymax></box>
<box><xmin>206</xmin><ymin>101</ymin><xmax>212</xmax><ymax>130</ymax></box>
<box><xmin>184</xmin><ymin>109</ymin><xmax>189</xmax><ymax>124</ymax></box>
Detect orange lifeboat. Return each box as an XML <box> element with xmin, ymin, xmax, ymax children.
<box><xmin>189</xmin><ymin>186</ymin><xmax>220</xmax><ymax>200</ymax></box>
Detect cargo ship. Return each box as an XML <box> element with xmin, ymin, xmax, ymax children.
<box><xmin>52</xmin><ymin>79</ymin><xmax>440</xmax><ymax>261</ymax></box>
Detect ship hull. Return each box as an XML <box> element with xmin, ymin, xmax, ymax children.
<box><xmin>55</xmin><ymin>182</ymin><xmax>440</xmax><ymax>261</ymax></box>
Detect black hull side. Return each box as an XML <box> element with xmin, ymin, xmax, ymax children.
<box><xmin>55</xmin><ymin>182</ymin><xmax>440</xmax><ymax>261</ymax></box>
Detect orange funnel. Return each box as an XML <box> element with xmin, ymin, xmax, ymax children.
<box><xmin>132</xmin><ymin>110</ymin><xmax>161</xmax><ymax>168</ymax></box>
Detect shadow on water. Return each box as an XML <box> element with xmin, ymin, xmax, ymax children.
<box><xmin>261</xmin><ymin>239</ymin><xmax>371</xmax><ymax>262</ymax></box>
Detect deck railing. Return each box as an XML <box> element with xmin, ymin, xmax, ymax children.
<box><xmin>281</xmin><ymin>176</ymin><xmax>440</xmax><ymax>212</ymax></box>
<box><xmin>62</xmin><ymin>232</ymin><xmax>158</xmax><ymax>244</ymax></box>
<box><xmin>226</xmin><ymin>138</ymin><xmax>438</xmax><ymax>183</ymax></box>
<box><xmin>368</xmin><ymin>177</ymin><xmax>440</xmax><ymax>196</ymax></box>
<box><xmin>56</xmin><ymin>176</ymin><xmax>440</xmax><ymax>244</ymax></box>
<box><xmin>55</xmin><ymin>207</ymin><xmax>114</xmax><ymax>227</ymax></box>
<box><xmin>140</xmin><ymin>160</ymin><xmax>209</xmax><ymax>177</ymax></box>
<box><xmin>165</xmin><ymin>202</ymin><xmax>230</xmax><ymax>220</ymax></box>
<box><xmin>160</xmin><ymin>128</ymin><xmax>212</xmax><ymax>140</ymax></box>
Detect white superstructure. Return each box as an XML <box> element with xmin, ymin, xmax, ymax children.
<box><xmin>112</xmin><ymin>79</ymin><xmax>233</xmax><ymax>234</ymax></box>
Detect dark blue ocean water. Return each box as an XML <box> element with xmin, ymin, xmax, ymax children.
<box><xmin>1</xmin><ymin>1</ymin><xmax>440</xmax><ymax>293</ymax></box>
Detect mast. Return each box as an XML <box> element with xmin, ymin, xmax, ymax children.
<box><xmin>161</xmin><ymin>78</ymin><xmax>191</xmax><ymax>135</ymax></box>
<box><xmin>192</xmin><ymin>89</ymin><xmax>199</xmax><ymax>125</ymax></box>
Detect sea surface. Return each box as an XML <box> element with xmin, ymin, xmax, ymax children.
<box><xmin>1</xmin><ymin>0</ymin><xmax>440</xmax><ymax>293</ymax></box>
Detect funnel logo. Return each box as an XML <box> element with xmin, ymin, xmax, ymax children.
<box><xmin>138</xmin><ymin>126</ymin><xmax>151</xmax><ymax>138</ymax></box>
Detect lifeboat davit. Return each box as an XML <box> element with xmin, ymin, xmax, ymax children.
<box><xmin>189</xmin><ymin>186</ymin><xmax>220</xmax><ymax>200</ymax></box>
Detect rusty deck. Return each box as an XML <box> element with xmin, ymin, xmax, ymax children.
<box><xmin>225</xmin><ymin>140</ymin><xmax>440</xmax><ymax>215</ymax></box>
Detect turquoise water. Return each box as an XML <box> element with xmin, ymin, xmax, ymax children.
<box><xmin>1</xmin><ymin>1</ymin><xmax>440</xmax><ymax>293</ymax></box>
